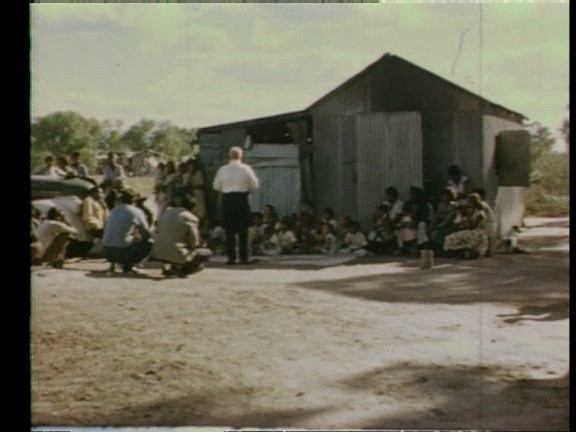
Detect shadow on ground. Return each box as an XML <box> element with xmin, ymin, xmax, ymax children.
<box><xmin>296</xmin><ymin>247</ymin><xmax>569</xmax><ymax>321</ymax></box>
<box><xmin>338</xmin><ymin>361</ymin><xmax>569</xmax><ymax>430</ymax></box>
<box><xmin>38</xmin><ymin>387</ymin><xmax>335</xmax><ymax>428</ymax></box>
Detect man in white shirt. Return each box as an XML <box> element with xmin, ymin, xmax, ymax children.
<box><xmin>213</xmin><ymin>146</ymin><xmax>260</xmax><ymax>265</ymax></box>
<box><xmin>102</xmin><ymin>188</ymin><xmax>153</xmax><ymax>273</ymax></box>
<box><xmin>70</xmin><ymin>151</ymin><xmax>89</xmax><ymax>178</ymax></box>
<box><xmin>102</xmin><ymin>152</ymin><xmax>126</xmax><ymax>192</ymax></box>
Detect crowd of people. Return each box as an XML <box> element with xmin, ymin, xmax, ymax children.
<box><xmin>31</xmin><ymin>151</ymin><xmax>211</xmax><ymax>277</ymax></box>
<box><xmin>206</xmin><ymin>164</ymin><xmax>497</xmax><ymax>261</ymax></box>
<box><xmin>32</xmin><ymin>150</ymin><xmax>498</xmax><ymax>276</ymax></box>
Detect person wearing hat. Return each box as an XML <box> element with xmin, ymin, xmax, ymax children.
<box><xmin>151</xmin><ymin>194</ymin><xmax>212</xmax><ymax>277</ymax></box>
<box><xmin>36</xmin><ymin>207</ymin><xmax>79</xmax><ymax>268</ymax></box>
<box><xmin>134</xmin><ymin>193</ymin><xmax>155</xmax><ymax>227</ymax></box>
<box><xmin>102</xmin><ymin>188</ymin><xmax>153</xmax><ymax>274</ymax></box>
<box><xmin>105</xmin><ymin>178</ymin><xmax>127</xmax><ymax>211</ymax></box>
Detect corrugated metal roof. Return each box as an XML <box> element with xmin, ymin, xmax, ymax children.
<box><xmin>306</xmin><ymin>53</ymin><xmax>526</xmax><ymax>121</ymax></box>
<box><xmin>197</xmin><ymin>111</ymin><xmax>308</xmax><ymax>134</ymax></box>
<box><xmin>197</xmin><ymin>53</ymin><xmax>526</xmax><ymax>134</ymax></box>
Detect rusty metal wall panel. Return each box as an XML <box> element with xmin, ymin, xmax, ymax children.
<box><xmin>355</xmin><ymin>112</ymin><xmax>423</xmax><ymax>229</ymax></box>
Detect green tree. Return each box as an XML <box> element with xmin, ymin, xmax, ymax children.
<box><xmin>121</xmin><ymin>119</ymin><xmax>156</xmax><ymax>152</ymax></box>
<box><xmin>31</xmin><ymin>111</ymin><xmax>103</xmax><ymax>170</ymax></box>
<box><xmin>100</xmin><ymin>119</ymin><xmax>125</xmax><ymax>152</ymax></box>
<box><xmin>559</xmin><ymin>118</ymin><xmax>569</xmax><ymax>152</ymax></box>
<box><xmin>151</xmin><ymin>122</ymin><xmax>194</xmax><ymax>162</ymax></box>
<box><xmin>529</xmin><ymin>123</ymin><xmax>555</xmax><ymax>164</ymax></box>
<box><xmin>525</xmin><ymin>120</ymin><xmax>569</xmax><ymax>216</ymax></box>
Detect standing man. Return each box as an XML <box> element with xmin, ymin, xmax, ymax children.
<box><xmin>102</xmin><ymin>152</ymin><xmax>126</xmax><ymax>193</ymax></box>
<box><xmin>102</xmin><ymin>188</ymin><xmax>153</xmax><ymax>274</ymax></box>
<box><xmin>69</xmin><ymin>151</ymin><xmax>89</xmax><ymax>178</ymax></box>
<box><xmin>213</xmin><ymin>146</ymin><xmax>259</xmax><ymax>265</ymax></box>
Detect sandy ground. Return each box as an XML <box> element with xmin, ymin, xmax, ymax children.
<box><xmin>31</xmin><ymin>217</ymin><xmax>569</xmax><ymax>430</ymax></box>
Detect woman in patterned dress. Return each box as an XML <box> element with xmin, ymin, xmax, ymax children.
<box><xmin>443</xmin><ymin>193</ymin><xmax>489</xmax><ymax>259</ymax></box>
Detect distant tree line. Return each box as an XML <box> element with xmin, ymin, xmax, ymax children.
<box><xmin>31</xmin><ymin>111</ymin><xmax>197</xmax><ymax>173</ymax></box>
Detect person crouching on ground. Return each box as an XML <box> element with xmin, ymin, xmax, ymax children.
<box><xmin>151</xmin><ymin>194</ymin><xmax>212</xmax><ymax>278</ymax></box>
<box><xmin>36</xmin><ymin>207</ymin><xmax>79</xmax><ymax>269</ymax></box>
<box><xmin>102</xmin><ymin>188</ymin><xmax>153</xmax><ymax>274</ymax></box>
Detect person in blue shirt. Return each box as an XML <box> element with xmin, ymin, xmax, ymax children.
<box><xmin>102</xmin><ymin>188</ymin><xmax>153</xmax><ymax>274</ymax></box>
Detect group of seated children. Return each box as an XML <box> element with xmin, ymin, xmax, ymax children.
<box><xmin>207</xmin><ymin>183</ymin><xmax>496</xmax><ymax>261</ymax></box>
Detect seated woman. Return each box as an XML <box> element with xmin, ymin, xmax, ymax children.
<box><xmin>366</xmin><ymin>204</ymin><xmax>396</xmax><ymax>255</ymax></box>
<box><xmin>443</xmin><ymin>193</ymin><xmax>489</xmax><ymax>259</ymax></box>
<box><xmin>428</xmin><ymin>187</ymin><xmax>460</xmax><ymax>253</ymax></box>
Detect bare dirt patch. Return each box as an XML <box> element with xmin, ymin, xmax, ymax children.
<box><xmin>31</xmin><ymin>217</ymin><xmax>569</xmax><ymax>430</ymax></box>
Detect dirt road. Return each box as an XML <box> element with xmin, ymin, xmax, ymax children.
<box><xmin>31</xmin><ymin>217</ymin><xmax>569</xmax><ymax>430</ymax></box>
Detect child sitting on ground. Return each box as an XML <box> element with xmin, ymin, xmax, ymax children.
<box><xmin>341</xmin><ymin>221</ymin><xmax>368</xmax><ymax>256</ymax></box>
<box><xmin>208</xmin><ymin>219</ymin><xmax>226</xmax><ymax>255</ymax></box>
<box><xmin>395</xmin><ymin>202</ymin><xmax>418</xmax><ymax>256</ymax></box>
<box><xmin>248</xmin><ymin>212</ymin><xmax>265</xmax><ymax>256</ymax></box>
<box><xmin>311</xmin><ymin>221</ymin><xmax>340</xmax><ymax>255</ymax></box>
<box><xmin>262</xmin><ymin>218</ymin><xmax>298</xmax><ymax>256</ymax></box>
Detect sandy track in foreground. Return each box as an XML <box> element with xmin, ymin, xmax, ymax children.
<box><xmin>31</xmin><ymin>217</ymin><xmax>569</xmax><ymax>430</ymax></box>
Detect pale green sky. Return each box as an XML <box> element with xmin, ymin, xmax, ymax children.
<box><xmin>30</xmin><ymin>3</ymin><xmax>569</xmax><ymax>149</ymax></box>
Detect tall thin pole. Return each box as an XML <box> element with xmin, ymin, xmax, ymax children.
<box><xmin>479</xmin><ymin>2</ymin><xmax>483</xmax><ymax>97</ymax></box>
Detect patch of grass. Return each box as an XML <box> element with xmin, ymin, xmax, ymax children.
<box><xmin>124</xmin><ymin>176</ymin><xmax>156</xmax><ymax>197</ymax></box>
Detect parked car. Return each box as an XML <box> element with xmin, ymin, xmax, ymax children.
<box><xmin>31</xmin><ymin>174</ymin><xmax>97</xmax><ymax>201</ymax></box>
<box><xmin>31</xmin><ymin>174</ymin><xmax>101</xmax><ymax>255</ymax></box>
